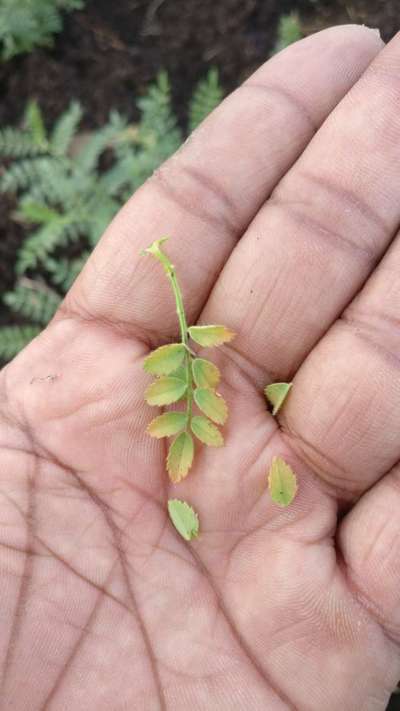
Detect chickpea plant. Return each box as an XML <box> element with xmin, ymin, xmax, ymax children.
<box><xmin>142</xmin><ymin>238</ymin><xmax>298</xmax><ymax>540</ymax></box>
<box><xmin>142</xmin><ymin>238</ymin><xmax>235</xmax><ymax>483</ymax></box>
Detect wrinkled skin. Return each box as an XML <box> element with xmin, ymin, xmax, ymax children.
<box><xmin>2</xmin><ymin>24</ymin><xmax>400</xmax><ymax>711</ymax></box>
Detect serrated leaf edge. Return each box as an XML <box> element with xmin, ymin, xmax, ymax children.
<box><xmin>146</xmin><ymin>412</ymin><xmax>188</xmax><ymax>438</ymax></box>
<box><xmin>167</xmin><ymin>498</ymin><xmax>199</xmax><ymax>540</ymax></box>
<box><xmin>194</xmin><ymin>387</ymin><xmax>228</xmax><ymax>425</ymax></box>
<box><xmin>144</xmin><ymin>376</ymin><xmax>188</xmax><ymax>406</ymax></box>
<box><xmin>166</xmin><ymin>432</ymin><xmax>194</xmax><ymax>483</ymax></box>
<box><xmin>268</xmin><ymin>456</ymin><xmax>298</xmax><ymax>507</ymax></box>
<box><xmin>143</xmin><ymin>343</ymin><xmax>186</xmax><ymax>375</ymax></box>
<box><xmin>265</xmin><ymin>382</ymin><xmax>293</xmax><ymax>416</ymax></box>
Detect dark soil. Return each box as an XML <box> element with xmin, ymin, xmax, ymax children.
<box><xmin>0</xmin><ymin>0</ymin><xmax>398</xmax><ymax>132</ymax></box>
<box><xmin>0</xmin><ymin>0</ymin><xmax>399</xmax><ymax>325</ymax></box>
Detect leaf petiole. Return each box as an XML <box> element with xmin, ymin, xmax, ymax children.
<box><xmin>143</xmin><ymin>237</ymin><xmax>193</xmax><ymax>431</ymax></box>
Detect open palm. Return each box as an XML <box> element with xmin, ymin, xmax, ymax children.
<box><xmin>1</xmin><ymin>25</ymin><xmax>400</xmax><ymax>710</ymax></box>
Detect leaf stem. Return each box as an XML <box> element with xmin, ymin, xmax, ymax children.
<box><xmin>168</xmin><ymin>267</ymin><xmax>188</xmax><ymax>346</ymax></box>
<box><xmin>143</xmin><ymin>238</ymin><xmax>193</xmax><ymax>428</ymax></box>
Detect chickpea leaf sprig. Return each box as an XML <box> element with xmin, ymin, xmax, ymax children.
<box><xmin>142</xmin><ymin>238</ymin><xmax>235</xmax><ymax>483</ymax></box>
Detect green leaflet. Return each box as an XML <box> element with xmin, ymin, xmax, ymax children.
<box><xmin>168</xmin><ymin>499</ymin><xmax>199</xmax><ymax>541</ymax></box>
<box><xmin>191</xmin><ymin>415</ymin><xmax>223</xmax><ymax>447</ymax></box>
<box><xmin>268</xmin><ymin>456</ymin><xmax>298</xmax><ymax>507</ymax></box>
<box><xmin>188</xmin><ymin>325</ymin><xmax>235</xmax><ymax>347</ymax></box>
<box><xmin>144</xmin><ymin>343</ymin><xmax>186</xmax><ymax>376</ymax></box>
<box><xmin>147</xmin><ymin>411</ymin><xmax>187</xmax><ymax>438</ymax></box>
<box><xmin>173</xmin><ymin>364</ymin><xmax>188</xmax><ymax>382</ymax></box>
<box><xmin>194</xmin><ymin>387</ymin><xmax>228</xmax><ymax>425</ymax></box>
<box><xmin>265</xmin><ymin>382</ymin><xmax>292</xmax><ymax>416</ymax></box>
<box><xmin>192</xmin><ymin>357</ymin><xmax>220</xmax><ymax>388</ymax></box>
<box><xmin>167</xmin><ymin>431</ymin><xmax>194</xmax><ymax>483</ymax></box>
<box><xmin>24</xmin><ymin>100</ymin><xmax>47</xmax><ymax>146</ymax></box>
<box><xmin>188</xmin><ymin>68</ymin><xmax>223</xmax><ymax>132</ymax></box>
<box><xmin>145</xmin><ymin>376</ymin><xmax>187</xmax><ymax>406</ymax></box>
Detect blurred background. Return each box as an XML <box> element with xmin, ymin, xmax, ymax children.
<box><xmin>0</xmin><ymin>0</ymin><xmax>398</xmax><ymax>362</ymax></box>
<box><xmin>0</xmin><ymin>1</ymin><xmax>399</xmax><ymax>705</ymax></box>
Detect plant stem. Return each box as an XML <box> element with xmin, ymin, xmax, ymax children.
<box><xmin>167</xmin><ymin>267</ymin><xmax>188</xmax><ymax>345</ymax></box>
<box><xmin>166</xmin><ymin>265</ymin><xmax>194</xmax><ymax>425</ymax></box>
<box><xmin>144</xmin><ymin>238</ymin><xmax>193</xmax><ymax>426</ymax></box>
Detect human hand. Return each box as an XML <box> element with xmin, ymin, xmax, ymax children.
<box><xmin>1</xmin><ymin>24</ymin><xmax>399</xmax><ymax>710</ymax></box>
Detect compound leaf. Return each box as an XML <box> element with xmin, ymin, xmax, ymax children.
<box><xmin>268</xmin><ymin>456</ymin><xmax>297</xmax><ymax>507</ymax></box>
<box><xmin>145</xmin><ymin>376</ymin><xmax>187</xmax><ymax>406</ymax></box>
<box><xmin>191</xmin><ymin>415</ymin><xmax>223</xmax><ymax>447</ymax></box>
<box><xmin>144</xmin><ymin>343</ymin><xmax>186</xmax><ymax>376</ymax></box>
<box><xmin>265</xmin><ymin>382</ymin><xmax>292</xmax><ymax>416</ymax></box>
<box><xmin>168</xmin><ymin>499</ymin><xmax>199</xmax><ymax>540</ymax></box>
<box><xmin>188</xmin><ymin>325</ymin><xmax>235</xmax><ymax>348</ymax></box>
<box><xmin>192</xmin><ymin>357</ymin><xmax>220</xmax><ymax>388</ymax></box>
<box><xmin>147</xmin><ymin>411</ymin><xmax>187</xmax><ymax>438</ymax></box>
<box><xmin>194</xmin><ymin>387</ymin><xmax>228</xmax><ymax>425</ymax></box>
<box><xmin>167</xmin><ymin>431</ymin><xmax>194</xmax><ymax>483</ymax></box>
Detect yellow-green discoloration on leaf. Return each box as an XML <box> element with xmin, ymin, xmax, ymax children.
<box><xmin>188</xmin><ymin>324</ymin><xmax>235</xmax><ymax>347</ymax></box>
<box><xmin>143</xmin><ymin>238</ymin><xmax>235</xmax><ymax>483</ymax></box>
<box><xmin>268</xmin><ymin>456</ymin><xmax>298</xmax><ymax>507</ymax></box>
<box><xmin>144</xmin><ymin>343</ymin><xmax>186</xmax><ymax>376</ymax></box>
<box><xmin>265</xmin><ymin>382</ymin><xmax>292</xmax><ymax>416</ymax></box>
<box><xmin>194</xmin><ymin>387</ymin><xmax>228</xmax><ymax>425</ymax></box>
<box><xmin>191</xmin><ymin>415</ymin><xmax>223</xmax><ymax>447</ymax></box>
<box><xmin>147</xmin><ymin>412</ymin><xmax>187</xmax><ymax>438</ymax></box>
<box><xmin>167</xmin><ymin>431</ymin><xmax>194</xmax><ymax>483</ymax></box>
<box><xmin>145</xmin><ymin>376</ymin><xmax>187</xmax><ymax>406</ymax></box>
<box><xmin>192</xmin><ymin>357</ymin><xmax>221</xmax><ymax>388</ymax></box>
<box><xmin>168</xmin><ymin>499</ymin><xmax>199</xmax><ymax>540</ymax></box>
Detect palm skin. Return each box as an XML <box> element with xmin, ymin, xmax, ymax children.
<box><xmin>2</xmin><ymin>23</ymin><xmax>400</xmax><ymax>710</ymax></box>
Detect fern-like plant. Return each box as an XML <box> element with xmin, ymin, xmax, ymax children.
<box><xmin>0</xmin><ymin>0</ymin><xmax>84</xmax><ymax>60</ymax></box>
<box><xmin>188</xmin><ymin>68</ymin><xmax>223</xmax><ymax>132</ymax></box>
<box><xmin>273</xmin><ymin>12</ymin><xmax>303</xmax><ymax>54</ymax></box>
<box><xmin>0</xmin><ymin>70</ymin><xmax>223</xmax><ymax>361</ymax></box>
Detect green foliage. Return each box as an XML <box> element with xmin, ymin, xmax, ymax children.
<box><xmin>168</xmin><ymin>499</ymin><xmax>199</xmax><ymax>541</ymax></box>
<box><xmin>143</xmin><ymin>238</ymin><xmax>233</xmax><ymax>483</ymax></box>
<box><xmin>3</xmin><ymin>279</ymin><xmax>61</xmax><ymax>325</ymax></box>
<box><xmin>265</xmin><ymin>382</ymin><xmax>292</xmax><ymax>415</ymax></box>
<box><xmin>0</xmin><ymin>325</ymin><xmax>41</xmax><ymax>361</ymax></box>
<box><xmin>0</xmin><ymin>278</ymin><xmax>60</xmax><ymax>361</ymax></box>
<box><xmin>144</xmin><ymin>343</ymin><xmax>186</xmax><ymax>376</ymax></box>
<box><xmin>268</xmin><ymin>456</ymin><xmax>298</xmax><ymax>507</ymax></box>
<box><xmin>0</xmin><ymin>0</ymin><xmax>84</xmax><ymax>61</ymax></box>
<box><xmin>0</xmin><ymin>71</ymin><xmax>223</xmax><ymax>361</ymax></box>
<box><xmin>188</xmin><ymin>325</ymin><xmax>235</xmax><ymax>348</ymax></box>
<box><xmin>273</xmin><ymin>12</ymin><xmax>303</xmax><ymax>54</ymax></box>
<box><xmin>45</xmin><ymin>252</ymin><xmax>90</xmax><ymax>292</ymax></box>
<box><xmin>188</xmin><ymin>68</ymin><xmax>223</xmax><ymax>132</ymax></box>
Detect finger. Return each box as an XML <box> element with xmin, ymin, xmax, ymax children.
<box><xmin>339</xmin><ymin>464</ymin><xmax>400</xmax><ymax>648</ymax></box>
<box><xmin>282</xmin><ymin>227</ymin><xmax>400</xmax><ymax>498</ymax></box>
<box><xmin>63</xmin><ymin>26</ymin><xmax>383</xmax><ymax>345</ymax></box>
<box><xmin>199</xmin><ymin>31</ymin><xmax>400</xmax><ymax>380</ymax></box>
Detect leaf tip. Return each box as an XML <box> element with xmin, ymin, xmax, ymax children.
<box><xmin>142</xmin><ymin>236</ymin><xmax>170</xmax><ymax>258</ymax></box>
<box><xmin>265</xmin><ymin>382</ymin><xmax>293</xmax><ymax>416</ymax></box>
